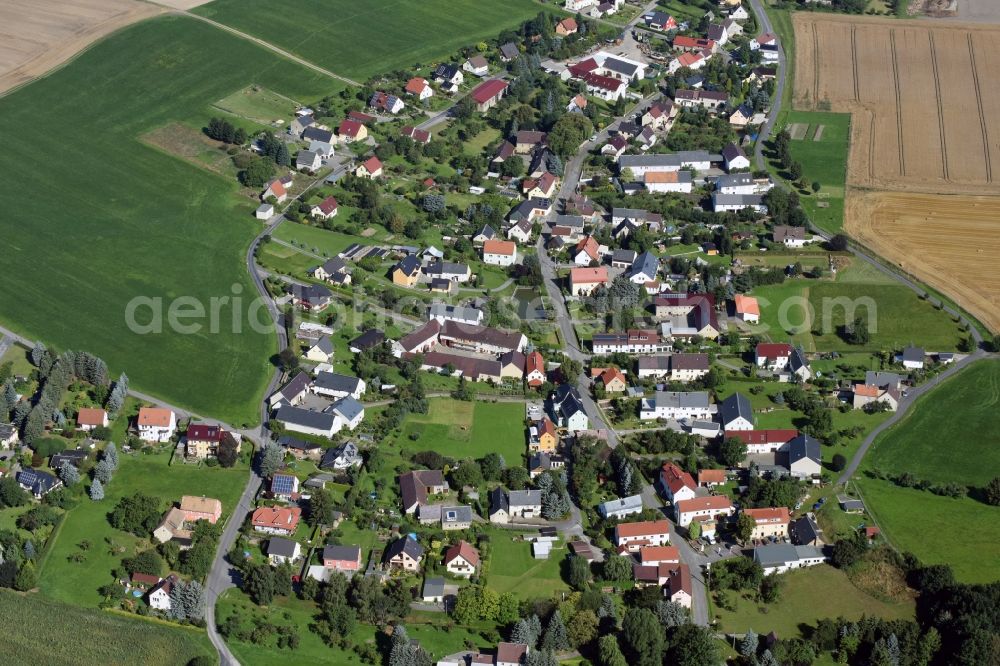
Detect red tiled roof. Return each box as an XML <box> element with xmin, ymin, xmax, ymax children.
<box><xmin>445</xmin><ymin>540</ymin><xmax>480</xmax><ymax>567</ymax></box>
<box><xmin>76</xmin><ymin>407</ymin><xmax>106</xmax><ymax>427</ymax></box>
<box><xmin>615</xmin><ymin>520</ymin><xmax>670</xmax><ymax>539</ymax></box>
<box><xmin>471</xmin><ymin>79</ymin><xmax>508</xmax><ymax>104</ymax></box>
<box><xmin>338</xmin><ymin>119</ymin><xmax>363</xmax><ymax>137</ymax></box>
<box><xmin>661</xmin><ymin>462</ymin><xmax>696</xmax><ymax>495</ymax></box>
<box><xmin>252</xmin><ymin>506</ymin><xmax>301</xmax><ymax>530</ymax></box>
<box><xmin>676</xmin><ymin>496</ymin><xmax>733</xmax><ymax>514</ymax></box>
<box><xmin>483</xmin><ymin>239</ymin><xmax>516</xmax><ymax>256</ymax></box>
<box><xmin>743</xmin><ymin>507</ymin><xmax>790</xmax><ymax>525</ymax></box>
<box><xmin>756</xmin><ymin>342</ymin><xmax>793</xmax><ymax>358</ymax></box>
<box><xmin>569</xmin><ymin>266</ymin><xmax>609</xmax><ymax>284</ymax></box>
<box><xmin>316</xmin><ymin>196</ymin><xmax>338</xmax><ymax>215</ymax></box>
<box><xmin>405</xmin><ymin>77</ymin><xmax>428</xmax><ymax>95</ymax></box>
<box><xmin>725</xmin><ymin>429</ymin><xmax>799</xmax><ymax>445</ymax></box>
<box><xmin>361</xmin><ymin>156</ymin><xmax>382</xmax><ymax>173</ymax></box>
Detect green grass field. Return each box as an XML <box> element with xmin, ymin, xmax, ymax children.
<box><xmin>750</xmin><ymin>262</ymin><xmax>963</xmax><ymax>352</ymax></box>
<box><xmin>0</xmin><ymin>589</ymin><xmax>213</xmax><ymax>664</ymax></box>
<box><xmin>194</xmin><ymin>0</ymin><xmax>545</xmax><ymax>80</ymax></box>
<box><xmin>0</xmin><ymin>17</ymin><xmax>336</xmax><ymax>425</ymax></box>
<box><xmin>783</xmin><ymin>111</ymin><xmax>851</xmax><ymax>234</ymax></box>
<box><xmin>213</xmin><ymin>85</ymin><xmax>300</xmax><ymax>124</ymax></box>
<box><xmin>715</xmin><ymin>565</ymin><xmax>914</xmax><ymax>636</ymax></box>
<box><xmin>485</xmin><ymin>530</ymin><xmax>568</xmax><ymax>601</ymax></box>
<box><xmin>856</xmin><ymin>360</ymin><xmax>1000</xmax><ymax>583</ymax></box>
<box><xmin>397</xmin><ymin>400</ymin><xmax>527</xmax><ymax>464</ymax></box>
<box><xmin>40</xmin><ymin>451</ymin><xmax>248</xmax><ymax>607</ymax></box>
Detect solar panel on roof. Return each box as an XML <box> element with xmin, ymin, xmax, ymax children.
<box><xmin>271</xmin><ymin>474</ymin><xmax>296</xmax><ymax>495</ymax></box>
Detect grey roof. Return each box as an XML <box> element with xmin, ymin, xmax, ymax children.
<box><xmin>753</xmin><ymin>543</ymin><xmax>824</xmax><ymax>567</ymax></box>
<box><xmin>395</xmin><ymin>254</ymin><xmax>422</xmax><ymax>276</ymax></box>
<box><xmin>629</xmin><ymin>250</ymin><xmax>659</xmax><ymax>280</ymax></box>
<box><xmin>267</xmin><ymin>537</ymin><xmax>299</xmax><ymax>558</ymax></box>
<box><xmin>510</xmin><ymin>197</ymin><xmax>551</xmax><ymax>220</ymax></box>
<box><xmin>500</xmin><ymin>42</ymin><xmax>519</xmax><ymax>60</ymax></box>
<box><xmin>787</xmin><ymin>434</ymin><xmax>821</xmax><ymax>465</ymax></box>
<box><xmin>789</xmin><ymin>347</ymin><xmax>810</xmax><ymax>373</ymax></box>
<box><xmin>16</xmin><ymin>468</ymin><xmax>59</xmax><ymax>495</ymax></box>
<box><xmin>322</xmin><ymin>544</ymin><xmax>361</xmax><ymax>562</ymax></box>
<box><xmin>350</xmin><ymin>328</ymin><xmax>385</xmax><ymax>351</ymax></box>
<box><xmin>489</xmin><ymin>487</ymin><xmax>509</xmax><ymax>514</ymax></box>
<box><xmin>384</xmin><ymin>536</ymin><xmax>424</xmax><ymax>562</ymax></box>
<box><xmin>508</xmin><ymin>489</ymin><xmax>542</xmax><ymax>507</ymax></box>
<box><xmin>638</xmin><ymin>355</ymin><xmax>671</xmax><ymax>371</ymax></box>
<box><xmin>474</xmin><ymin>224</ymin><xmax>497</xmax><ymax>240</ymax></box>
<box><xmin>429</xmin><ymin>303</ymin><xmax>482</xmax><ymax>322</ymax></box>
<box><xmin>296</xmin><ymin>150</ymin><xmax>318</xmax><ymax>165</ymax></box>
<box><xmin>721</xmin><ymin>143</ymin><xmax>746</xmax><ymax>162</ymax></box>
<box><xmin>865</xmin><ymin>371</ymin><xmax>902</xmax><ymax>388</ymax></box>
<box><xmin>442</xmin><ymin>505</ymin><xmax>473</xmax><ymax>524</ymax></box>
<box><xmin>790</xmin><ymin>515</ymin><xmax>820</xmax><ymax>545</ymax></box>
<box><xmin>311</xmin><ymin>336</ymin><xmax>334</xmax><ymax>355</ymax></box>
<box><xmin>302</xmin><ymin>126</ymin><xmax>334</xmax><ymax>143</ymax></box>
<box><xmin>278</xmin><ymin>435</ymin><xmax>321</xmax><ymax>451</ymax></box>
<box><xmin>552</xmin><ymin>214</ymin><xmax>585</xmax><ymax>229</ymax></box>
<box><xmin>0</xmin><ymin>423</ymin><xmax>16</xmax><ymax>439</ymax></box>
<box><xmin>319</xmin><ymin>257</ymin><xmax>348</xmax><ymax>275</ymax></box>
<box><xmin>331</xmin><ymin>396</ymin><xmax>365</xmax><ymax>422</ymax></box>
<box><xmin>599</xmin><ymin>494</ymin><xmax>643</xmax><ymax>514</ymax></box>
<box><xmin>292</xmin><ymin>283</ymin><xmax>332</xmax><ymax>302</ymax></box>
<box><xmin>719</xmin><ymin>392</ymin><xmax>753</xmax><ymax>425</ymax></box>
<box><xmin>425</xmin><ymin>260</ymin><xmax>470</xmax><ymax>276</ymax></box>
<box><xmin>671</xmin><ymin>353</ymin><xmax>710</xmax><ymax>371</ymax></box>
<box><xmin>313</xmin><ymin>372</ymin><xmax>363</xmax><ymax>394</ymax></box>
<box><xmin>653</xmin><ymin>391</ymin><xmax>711</xmax><ymax>410</ymax></box>
<box><xmin>603</xmin><ymin>57</ymin><xmax>639</xmax><ymax>77</ymax></box>
<box><xmin>901</xmin><ymin>346</ymin><xmax>924</xmax><ymax>363</ymax></box>
<box><xmin>276</xmin><ymin>405</ymin><xmax>337</xmax><ymax>431</ymax></box>
<box><xmin>612</xmin><ymin>249</ymin><xmax>638</xmax><ymax>264</ymax></box>
<box><xmin>619</xmin><ymin>151</ymin><xmax>717</xmax><ymax>169</ymax></box>
<box><xmin>612</xmin><ymin>207</ymin><xmax>655</xmax><ymax>221</ymax></box>
<box><xmin>713</xmin><ymin>193</ymin><xmax>764</xmax><ymax>207</ymax></box>
<box><xmin>275</xmin><ymin>371</ymin><xmax>311</xmax><ymax>401</ymax></box>
<box><xmin>434</xmin><ymin>63</ymin><xmax>460</xmax><ymax>79</ymax></box>
<box><xmin>715</xmin><ymin>173</ymin><xmax>754</xmax><ymax>189</ymax></box>
<box><xmin>423</xmin><ymin>576</ymin><xmax>446</xmax><ymax>598</ymax></box>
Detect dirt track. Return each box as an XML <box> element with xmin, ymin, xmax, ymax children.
<box><xmin>847</xmin><ymin>192</ymin><xmax>1000</xmax><ymax>332</ymax></box>
<box><xmin>0</xmin><ymin>0</ymin><xmax>163</xmax><ymax>97</ymax></box>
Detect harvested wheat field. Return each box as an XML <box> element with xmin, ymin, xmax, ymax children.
<box><xmin>0</xmin><ymin>0</ymin><xmax>162</xmax><ymax>96</ymax></box>
<box><xmin>847</xmin><ymin>192</ymin><xmax>1000</xmax><ymax>332</ymax></box>
<box><xmin>794</xmin><ymin>13</ymin><xmax>1000</xmax><ymax>195</ymax></box>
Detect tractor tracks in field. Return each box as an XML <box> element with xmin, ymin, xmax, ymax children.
<box><xmin>927</xmin><ymin>32</ymin><xmax>950</xmax><ymax>182</ymax></box>
<box><xmin>966</xmin><ymin>33</ymin><xmax>993</xmax><ymax>184</ymax></box>
<box><xmin>888</xmin><ymin>30</ymin><xmax>906</xmax><ymax>177</ymax></box>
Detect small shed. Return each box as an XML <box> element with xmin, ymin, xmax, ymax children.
<box><xmin>255</xmin><ymin>203</ymin><xmax>274</xmax><ymax>220</ymax></box>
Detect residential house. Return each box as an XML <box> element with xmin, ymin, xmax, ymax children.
<box><xmin>528</xmin><ymin>451</ymin><xmax>566</xmax><ymax>478</ymax></box>
<box><xmin>337</xmin><ymin>119</ymin><xmax>367</xmax><ymax>143</ymax></box>
<box><xmin>433</xmin><ymin>63</ymin><xmax>464</xmax><ymax>88</ymax></box>
<box><xmin>726</xmin><ymin>429</ymin><xmax>799</xmax><ymax>454</ymax></box>
<box><xmin>628</xmin><ymin>251</ymin><xmax>660</xmax><ymax>284</ymax></box>
<box><xmin>355</xmin><ymin>156</ymin><xmax>383</xmax><ymax>179</ymax></box>
<box><xmin>500</xmin><ymin>351</ymin><xmax>526</xmax><ymax>381</ymax></box>
<box><xmin>529</xmin><ymin>417</ymin><xmax>558</xmax><ymax>453</ymax></box>
<box><xmin>515</xmin><ymin>130</ymin><xmax>547</xmax><ymax>155</ymax></box>
<box><xmin>619</xmin><ymin>151</ymin><xmax>717</xmax><ymax>177</ymax></box>
<box><xmin>772</xmin><ymin>225</ymin><xmax>809</xmax><ymax>248</ymax></box>
<box><xmin>349</xmin><ymin>329</ymin><xmax>386</xmax><ymax>353</ymax></box>
<box><xmin>614</xmin><ymin>520</ymin><xmax>671</xmax><ymax>552</ymax></box>
<box><xmin>660</xmin><ymin>462</ymin><xmax>697</xmax><ymax>503</ymax></box>
<box><xmin>296</xmin><ymin>149</ymin><xmax>321</xmax><ymax>172</ymax></box>
<box><xmin>653</xmin><ymin>293</ymin><xmax>721</xmax><ymax>340</ymax></box>
<box><xmin>508</xmin><ymin>489</ymin><xmax>543</xmax><ymax>520</ymax></box>
<box><xmin>323</xmin><ymin>545</ymin><xmax>362</xmax><ymax>573</ymax></box>
<box><xmin>441</xmin><ymin>505</ymin><xmax>473</xmax><ymax>531</ymax></box>
<box><xmin>574</xmin><ymin>236</ymin><xmax>602</xmax><ymax>266</ymax></box>
<box><xmin>549</xmin><ymin>384</ymin><xmax>589</xmax><ymax>431</ymax></box>
<box><xmin>719</xmin><ymin>393</ymin><xmax>754</xmax><ymax>431</ymax></box>
<box><xmin>384</xmin><ymin>537</ymin><xmax>424</xmax><ymax>572</ymax></box>
<box><xmin>522</xmin><ymin>172</ymin><xmax>558</xmax><ymax>199</ymax></box>
<box><xmin>642</xmin><ymin>99</ymin><xmax>676</xmax><ymax>130</ymax></box>
<box><xmin>398</xmin><ymin>469</ymin><xmax>448</xmax><ymax>514</ymax></box>
<box><xmin>497</xmin><ymin>643</ymin><xmax>530</xmax><ymax>666</ymax></box>
<box><xmin>670</xmin><ymin>353</ymin><xmax>711</xmax><ymax>382</ymax></box>
<box><xmin>251</xmin><ymin>506</ymin><xmax>302</xmax><ymax>536</ymax></box>
<box><xmin>16</xmin><ymin>469</ymin><xmax>61</xmax><ymax>498</ymax></box>
<box><xmin>711</xmin><ymin>192</ymin><xmax>767</xmax><ymax>213</ymax></box>
<box><xmin>185</xmin><ymin>423</ymin><xmax>229</xmax><ymax>459</ymax></box>
<box><xmin>598</xmin><ymin>494</ymin><xmax>644</xmax><ymax>520</ymax></box>
<box><xmin>391</xmin><ymin>255</ymin><xmax>422</xmax><ymax>287</ymax></box>
<box><xmin>429</xmin><ymin>304</ymin><xmax>483</xmax><ymax>326</ymax></box>
<box><xmin>320</xmin><ymin>441</ymin><xmax>363</xmax><ymax>470</ymax></box>
<box><xmin>790</xmin><ymin>515</ymin><xmax>821</xmax><ymax>546</ymax></box>
<box><xmin>268</xmin><ymin>371</ymin><xmax>310</xmax><ymax>410</ymax></box>
<box><xmin>508</xmin><ymin>197</ymin><xmax>552</xmax><ymax>223</ymax></box>
<box><xmin>499</xmin><ymin>42</ymin><xmax>520</xmax><ymax>62</ymax></box>
<box><xmin>602</xmin><ymin>135</ymin><xmax>628</xmax><ymax>160</ymax></box>
<box><xmin>698</xmin><ymin>469</ymin><xmax>727</xmax><ymax>487</ymax></box>
<box><xmin>734</xmin><ymin>294</ymin><xmax>760</xmax><ymax>323</ymax></box>
<box><xmin>290</xmin><ymin>114</ymin><xmax>314</xmax><ymax>136</ymax></box>
<box><xmin>643</xmin><ymin>10</ymin><xmax>677</xmax><ymax>30</ymax></box>
<box><xmin>665</xmin><ymin>563</ymin><xmax>693</xmax><ymax>608</ymax></box>
<box><xmin>742</xmin><ymin>507</ymin><xmax>791</xmax><ymax>541</ymax></box>
<box><xmin>722</xmin><ymin>143</ymin><xmax>751</xmax><ymax>171</ymax></box>
<box><xmin>312</xmin><ymin>256</ymin><xmax>350</xmax><ymax>286</ymax></box>
<box><xmin>255</xmin><ymin>203</ymin><xmax>274</xmax><ymax>220</ymax></box>
<box><xmin>488</xmin><ymin>487</ymin><xmax>511</xmax><ymax>524</ymax></box>
<box><xmin>592</xmin><ymin>329</ymin><xmax>667</xmax><ymax>355</ymax></box>
<box><xmin>0</xmin><ymin>424</ymin><xmax>17</xmax><ymax>449</ymax></box>
<box><xmin>482</xmin><ymin>239</ymin><xmax>517</xmax><ymax>266</ymax></box>
<box><xmin>596</xmin><ymin>367</ymin><xmax>627</xmax><ymax>393</ymax></box>
<box><xmin>310</xmin><ymin>196</ymin><xmax>339</xmax><ymax>220</ymax></box>
<box><xmin>444</xmin><ymin>540</ymin><xmax>480</xmax><ymax>577</ymax></box>
<box><xmin>312</xmin><ymin>372</ymin><xmax>366</xmax><ymax>400</ymax></box>
<box><xmin>569</xmin><ymin>266</ymin><xmax>609</xmax><ymax>296</ymax></box>
<box><xmin>471</xmin><ymin>79</ymin><xmax>508</xmax><ymax>112</ymax></box>
<box><xmin>555</xmin><ymin>17</ymin><xmax>578</xmax><ymax>35</ymax></box>
<box><xmin>753</xmin><ymin>543</ymin><xmax>826</xmax><ymax>575</ymax></box>
<box><xmin>787</xmin><ymin>434</ymin><xmax>822</xmax><ymax>478</ymax></box>
<box><xmin>303</xmin><ymin>336</ymin><xmax>334</xmax><ymax>363</ymax></box>
<box><xmin>899</xmin><ymin>346</ymin><xmax>925</xmax><ymax>370</ymax></box>
<box><xmin>330</xmin><ymin>398</ymin><xmax>364</xmax><ymax>432</ymax></box>
<box><xmin>267</xmin><ymin>537</ymin><xmax>301</xmax><ymax>566</ymax></box>
<box><xmin>76</xmin><ymin>407</ymin><xmax>108</xmax><ymax>431</ymax></box>
<box><xmin>667</xmin><ymin>50</ymin><xmax>708</xmax><ymax>75</ymax></box>
<box><xmin>672</xmin><ymin>35</ymin><xmax>715</xmax><ymax>52</ymax></box>
<box><xmin>728</xmin><ymin>105</ymin><xmax>753</xmax><ymax>128</ymax></box>
<box><xmin>675</xmin><ymin>495</ymin><xmax>734</xmax><ymax>527</ymax></box>
<box><xmin>716</xmin><ymin>172</ymin><xmax>767</xmax><ymax>195</ymax></box>
<box><xmin>290</xmin><ymin>283</ymin><xmax>332</xmax><ymax>311</ymax></box>
<box><xmin>262</xmin><ymin>178</ymin><xmax>288</xmax><ymax>203</ymax></box>
<box><xmin>49</xmin><ymin>449</ymin><xmax>87</xmax><ymax>470</ymax></box>
<box><xmin>525</xmin><ymin>351</ymin><xmax>546</xmax><ymax>387</ymax></box>
<box><xmin>369</xmin><ymin>91</ymin><xmax>404</xmax><ymax>114</ymax></box>
<box><xmin>147</xmin><ymin>576</ymin><xmax>176</xmax><ymax>611</ymax></box>
<box><xmin>785</xmin><ymin>347</ymin><xmax>812</xmax><ymax>382</ymax></box>
<box><xmin>137</xmin><ymin>407</ymin><xmax>176</xmax><ymax>442</ymax></box>
<box><xmin>280</xmin><ymin>435</ymin><xmax>324</xmax><ymax>461</ymax></box>
<box><xmin>507</xmin><ymin>219</ymin><xmax>533</xmax><ymax>244</ymax></box>
<box><xmin>404</xmin><ymin>77</ymin><xmax>433</xmax><ymax>100</ymax></box>
<box><xmin>853</xmin><ymin>384</ymin><xmax>900</xmax><ymax>411</ymax></box>
<box><xmin>308</xmin><ymin>139</ymin><xmax>335</xmax><ymax>160</ymax></box>
<box><xmin>425</xmin><ymin>260</ymin><xmax>472</xmax><ymax>283</ymax></box>
<box><xmin>567</xmin><ymin>93</ymin><xmax>588</xmax><ymax>114</ymax></box>
<box><xmin>463</xmin><ymin>55</ymin><xmax>489</xmax><ymax>77</ymax></box>
<box><xmin>756</xmin><ymin>343</ymin><xmax>793</xmax><ymax>371</ymax></box>
<box><xmin>674</xmin><ymin>89</ymin><xmax>728</xmax><ymax>111</ymax></box>
<box><xmin>640</xmin><ymin>391</ymin><xmax>713</xmax><ymax>421</ymax></box>
<box><xmin>437</xmin><ymin>319</ymin><xmax>526</xmax><ymax>354</ymax></box>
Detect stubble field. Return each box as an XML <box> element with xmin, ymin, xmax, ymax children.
<box><xmin>0</xmin><ymin>0</ymin><xmax>163</xmax><ymax>96</ymax></box>
<box><xmin>793</xmin><ymin>13</ymin><xmax>1000</xmax><ymax>332</ymax></box>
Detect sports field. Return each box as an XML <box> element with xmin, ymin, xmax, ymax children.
<box><xmin>0</xmin><ymin>17</ymin><xmax>333</xmax><ymax>425</ymax></box>
<box><xmin>39</xmin><ymin>450</ymin><xmax>248</xmax><ymax>607</ymax></box>
<box><xmin>0</xmin><ymin>589</ymin><xmax>213</xmax><ymax>664</ymax></box>
<box><xmin>194</xmin><ymin>0</ymin><xmax>544</xmax><ymax>80</ymax></box>
<box><xmin>858</xmin><ymin>360</ymin><xmax>1000</xmax><ymax>583</ymax></box>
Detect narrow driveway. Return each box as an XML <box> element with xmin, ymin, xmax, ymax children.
<box><xmin>747</xmin><ymin>0</ymin><xmax>786</xmax><ymax>172</ymax></box>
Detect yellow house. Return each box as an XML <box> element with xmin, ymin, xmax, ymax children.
<box><xmin>391</xmin><ymin>255</ymin><xmax>421</xmax><ymax>287</ymax></box>
<box><xmin>530</xmin><ymin>417</ymin><xmax>559</xmax><ymax>453</ymax></box>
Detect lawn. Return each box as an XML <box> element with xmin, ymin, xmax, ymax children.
<box><xmin>397</xmin><ymin>400</ymin><xmax>527</xmax><ymax>465</ymax></box>
<box><xmin>0</xmin><ymin>17</ymin><xmax>335</xmax><ymax>426</ymax></box>
<box><xmin>194</xmin><ymin>0</ymin><xmax>546</xmax><ymax>80</ymax></box>
<box><xmin>0</xmin><ymin>589</ymin><xmax>214</xmax><ymax>664</ymax></box>
<box><xmin>855</xmin><ymin>359</ymin><xmax>1000</xmax><ymax>583</ymax></box>
<box><xmin>213</xmin><ymin>84</ymin><xmax>301</xmax><ymax>125</ymax></box>
<box><xmin>39</xmin><ymin>450</ymin><xmax>249</xmax><ymax>607</ymax></box>
<box><xmin>715</xmin><ymin>565</ymin><xmax>914</xmax><ymax>636</ymax></box>
<box><xmin>484</xmin><ymin>530</ymin><xmax>568</xmax><ymax>601</ymax></box>
<box><xmin>783</xmin><ymin>111</ymin><xmax>851</xmax><ymax>234</ymax></box>
<box><xmin>273</xmin><ymin>223</ymin><xmax>375</xmax><ymax>261</ymax></box>
<box><xmin>750</xmin><ymin>267</ymin><xmax>964</xmax><ymax>352</ymax></box>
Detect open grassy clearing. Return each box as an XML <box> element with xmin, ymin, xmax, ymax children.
<box><xmin>0</xmin><ymin>16</ymin><xmax>336</xmax><ymax>425</ymax></box>
<box><xmin>783</xmin><ymin>110</ymin><xmax>850</xmax><ymax>234</ymax></box>
<box><xmin>194</xmin><ymin>0</ymin><xmax>545</xmax><ymax>80</ymax></box>
<box><xmin>397</xmin><ymin>400</ymin><xmax>527</xmax><ymax>465</ymax></box>
<box><xmin>485</xmin><ymin>530</ymin><xmax>568</xmax><ymax>600</ymax></box>
<box><xmin>0</xmin><ymin>589</ymin><xmax>213</xmax><ymax>664</ymax></box>
<box><xmin>715</xmin><ymin>565</ymin><xmax>914</xmax><ymax>636</ymax></box>
<box><xmin>856</xmin><ymin>359</ymin><xmax>1000</xmax><ymax>583</ymax></box>
<box><xmin>213</xmin><ymin>84</ymin><xmax>300</xmax><ymax>125</ymax></box>
<box><xmin>40</xmin><ymin>450</ymin><xmax>248</xmax><ymax>607</ymax></box>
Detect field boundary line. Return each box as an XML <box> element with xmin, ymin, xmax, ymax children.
<box><xmin>888</xmin><ymin>30</ymin><xmax>905</xmax><ymax>176</ymax></box>
<box><xmin>812</xmin><ymin>21</ymin><xmax>820</xmax><ymax>105</ymax></box>
<box><xmin>851</xmin><ymin>25</ymin><xmax>860</xmax><ymax>102</ymax></box>
<box><xmin>966</xmin><ymin>33</ymin><xmax>992</xmax><ymax>183</ymax></box>
<box><xmin>926</xmin><ymin>32</ymin><xmax>949</xmax><ymax>181</ymax></box>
